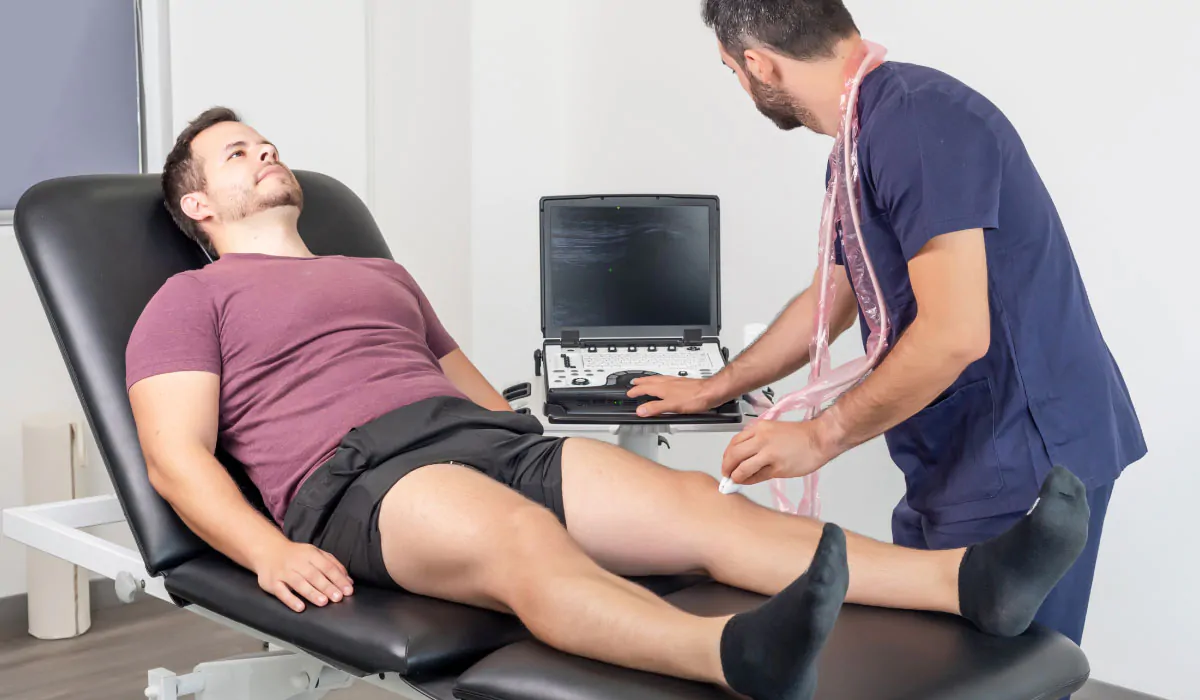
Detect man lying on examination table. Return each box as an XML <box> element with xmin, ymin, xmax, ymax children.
<box><xmin>126</xmin><ymin>107</ymin><xmax>1090</xmax><ymax>700</ymax></box>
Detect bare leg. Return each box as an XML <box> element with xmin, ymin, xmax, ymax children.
<box><xmin>376</xmin><ymin>463</ymin><xmax>731</xmax><ymax>685</ymax></box>
<box><xmin>560</xmin><ymin>437</ymin><xmax>963</xmax><ymax>614</ymax></box>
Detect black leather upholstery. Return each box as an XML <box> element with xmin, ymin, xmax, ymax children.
<box><xmin>13</xmin><ymin>171</ymin><xmax>393</xmax><ymax>575</ymax></box>
<box><xmin>165</xmin><ymin>553</ymin><xmax>707</xmax><ymax>679</ymax></box>
<box><xmin>455</xmin><ymin>582</ymin><xmax>1091</xmax><ymax>700</ymax></box>
<box><xmin>14</xmin><ymin>171</ymin><xmax>1090</xmax><ymax>699</ymax></box>
<box><xmin>166</xmin><ymin>553</ymin><xmax>527</xmax><ymax>679</ymax></box>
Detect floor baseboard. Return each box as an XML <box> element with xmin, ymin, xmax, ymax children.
<box><xmin>0</xmin><ymin>577</ymin><xmax>152</xmax><ymax>643</ymax></box>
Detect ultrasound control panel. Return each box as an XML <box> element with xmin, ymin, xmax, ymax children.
<box><xmin>543</xmin><ymin>340</ymin><xmax>724</xmax><ymax>390</ymax></box>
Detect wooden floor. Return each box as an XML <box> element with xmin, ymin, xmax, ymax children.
<box><xmin>0</xmin><ymin>597</ymin><xmax>393</xmax><ymax>700</ymax></box>
<box><xmin>0</xmin><ymin>597</ymin><xmax>1162</xmax><ymax>700</ymax></box>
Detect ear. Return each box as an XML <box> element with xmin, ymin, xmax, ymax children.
<box><xmin>743</xmin><ymin>48</ymin><xmax>779</xmax><ymax>84</ymax></box>
<box><xmin>180</xmin><ymin>190</ymin><xmax>214</xmax><ymax>225</ymax></box>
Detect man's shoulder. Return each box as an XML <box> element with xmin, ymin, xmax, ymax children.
<box><xmin>147</xmin><ymin>269</ymin><xmax>214</xmax><ymax>307</ymax></box>
<box><xmin>344</xmin><ymin>255</ymin><xmax>420</xmax><ymax>286</ymax></box>
<box><xmin>860</xmin><ymin>62</ymin><xmax>1012</xmax><ymax>146</ymax></box>
<box><xmin>866</xmin><ymin>62</ymin><xmax>989</xmax><ymax>107</ymax></box>
<box><xmin>126</xmin><ymin>268</ymin><xmax>223</xmax><ymax>389</ymax></box>
<box><xmin>132</xmin><ymin>269</ymin><xmax>219</xmax><ymax>334</ymax></box>
<box><xmin>345</xmin><ymin>255</ymin><xmax>407</xmax><ymax>272</ymax></box>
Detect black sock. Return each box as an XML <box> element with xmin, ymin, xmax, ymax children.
<box><xmin>959</xmin><ymin>465</ymin><xmax>1090</xmax><ymax>637</ymax></box>
<box><xmin>720</xmin><ymin>522</ymin><xmax>849</xmax><ymax>700</ymax></box>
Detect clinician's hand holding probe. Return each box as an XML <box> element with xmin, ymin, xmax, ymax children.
<box><xmin>718</xmin><ymin>418</ymin><xmax>838</xmax><ymax>490</ymax></box>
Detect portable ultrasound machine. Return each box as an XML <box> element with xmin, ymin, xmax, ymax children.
<box><xmin>504</xmin><ymin>193</ymin><xmax>764</xmax><ymax>462</ymax></box>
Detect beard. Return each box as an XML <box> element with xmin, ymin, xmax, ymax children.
<box><xmin>747</xmin><ymin>73</ymin><xmax>818</xmax><ymax>132</ymax></box>
<box><xmin>218</xmin><ymin>174</ymin><xmax>304</xmax><ymax>223</ymax></box>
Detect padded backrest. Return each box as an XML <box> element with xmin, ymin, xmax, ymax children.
<box><xmin>14</xmin><ymin>171</ymin><xmax>393</xmax><ymax>575</ymax></box>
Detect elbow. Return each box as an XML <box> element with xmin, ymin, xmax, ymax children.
<box><xmin>836</xmin><ymin>309</ymin><xmax>858</xmax><ymax>337</ymax></box>
<box><xmin>914</xmin><ymin>314</ymin><xmax>990</xmax><ymax>369</ymax></box>
<box><xmin>144</xmin><ymin>455</ymin><xmax>177</xmax><ymax>501</ymax></box>
<box><xmin>946</xmin><ymin>326</ymin><xmax>991</xmax><ymax>367</ymax></box>
<box><xmin>830</xmin><ymin>300</ymin><xmax>858</xmax><ymax>338</ymax></box>
<box><xmin>145</xmin><ymin>460</ymin><xmax>168</xmax><ymax>498</ymax></box>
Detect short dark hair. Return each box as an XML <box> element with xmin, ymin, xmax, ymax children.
<box><xmin>161</xmin><ymin>106</ymin><xmax>241</xmax><ymax>255</ymax></box>
<box><xmin>702</xmin><ymin>0</ymin><xmax>859</xmax><ymax>65</ymax></box>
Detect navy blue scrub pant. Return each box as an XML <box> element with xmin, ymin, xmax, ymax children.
<box><xmin>892</xmin><ymin>480</ymin><xmax>1115</xmax><ymax>647</ymax></box>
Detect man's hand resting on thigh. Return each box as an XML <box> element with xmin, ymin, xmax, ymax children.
<box><xmin>253</xmin><ymin>541</ymin><xmax>355</xmax><ymax>613</ymax></box>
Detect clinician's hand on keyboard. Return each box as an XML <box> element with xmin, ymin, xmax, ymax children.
<box><xmin>625</xmin><ymin>374</ymin><xmax>725</xmax><ymax>417</ymax></box>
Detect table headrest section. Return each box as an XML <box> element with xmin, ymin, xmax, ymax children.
<box><xmin>12</xmin><ymin>171</ymin><xmax>392</xmax><ymax>575</ymax></box>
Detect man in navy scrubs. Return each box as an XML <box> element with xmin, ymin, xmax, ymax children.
<box><xmin>631</xmin><ymin>0</ymin><xmax>1146</xmax><ymax>647</ymax></box>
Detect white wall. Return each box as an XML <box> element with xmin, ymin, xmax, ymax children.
<box><xmin>370</xmin><ymin>0</ymin><xmax>473</xmax><ymax>352</ymax></box>
<box><xmin>469</xmin><ymin>0</ymin><xmax>569</xmax><ymax>381</ymax></box>
<box><xmin>167</xmin><ymin>0</ymin><xmax>370</xmax><ymax>203</ymax></box>
<box><xmin>469</xmin><ymin>0</ymin><xmax>1198</xmax><ymax>696</ymax></box>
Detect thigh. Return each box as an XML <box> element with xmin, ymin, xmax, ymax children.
<box><xmin>558</xmin><ymin>437</ymin><xmax>744</xmax><ymax>576</ymax></box>
<box><xmin>374</xmin><ymin>462</ymin><xmax>576</xmax><ymax>612</ymax></box>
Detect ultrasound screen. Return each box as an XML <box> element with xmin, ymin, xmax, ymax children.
<box><xmin>547</xmin><ymin>204</ymin><xmax>712</xmax><ymax>329</ymax></box>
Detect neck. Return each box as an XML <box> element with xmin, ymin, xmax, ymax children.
<box><xmin>790</xmin><ymin>35</ymin><xmax>881</xmax><ymax>137</ymax></box>
<box><xmin>214</xmin><ymin>207</ymin><xmax>313</xmax><ymax>257</ymax></box>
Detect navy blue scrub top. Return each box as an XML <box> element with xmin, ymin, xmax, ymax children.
<box><xmin>833</xmin><ymin>62</ymin><xmax>1146</xmax><ymax>524</ymax></box>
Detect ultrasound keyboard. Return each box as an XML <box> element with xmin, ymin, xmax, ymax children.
<box><xmin>581</xmin><ymin>351</ymin><xmax>708</xmax><ymax>371</ymax></box>
<box><xmin>543</xmin><ymin>341</ymin><xmax>724</xmax><ymax>390</ymax></box>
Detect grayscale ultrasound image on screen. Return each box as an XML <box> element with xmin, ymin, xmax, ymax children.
<box><xmin>548</xmin><ymin>204</ymin><xmax>711</xmax><ymax>328</ymax></box>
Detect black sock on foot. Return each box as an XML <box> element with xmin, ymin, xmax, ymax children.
<box><xmin>959</xmin><ymin>465</ymin><xmax>1090</xmax><ymax>637</ymax></box>
<box><xmin>720</xmin><ymin>522</ymin><xmax>849</xmax><ymax>700</ymax></box>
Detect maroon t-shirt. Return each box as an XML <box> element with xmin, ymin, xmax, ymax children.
<box><xmin>125</xmin><ymin>253</ymin><xmax>465</xmax><ymax>524</ymax></box>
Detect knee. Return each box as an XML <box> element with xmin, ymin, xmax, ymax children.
<box><xmin>488</xmin><ymin>503</ymin><xmax>573</xmax><ymax>577</ymax></box>
<box><xmin>673</xmin><ymin>469</ymin><xmax>723</xmax><ymax>501</ymax></box>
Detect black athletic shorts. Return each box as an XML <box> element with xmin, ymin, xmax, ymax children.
<box><xmin>281</xmin><ymin>395</ymin><xmax>567</xmax><ymax>589</ymax></box>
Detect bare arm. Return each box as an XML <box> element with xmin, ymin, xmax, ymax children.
<box><xmin>816</xmin><ymin>229</ymin><xmax>990</xmax><ymax>455</ymax></box>
<box><xmin>629</xmin><ymin>265</ymin><xmax>857</xmax><ymax>415</ymax></box>
<box><xmin>129</xmin><ymin>372</ymin><xmax>353</xmax><ymax>611</ymax></box>
<box><xmin>708</xmin><ymin>265</ymin><xmax>859</xmax><ymax>404</ymax></box>
<box><xmin>439</xmin><ymin>349</ymin><xmax>513</xmax><ymax>412</ymax></box>
<box><xmin>722</xmin><ymin>229</ymin><xmax>992</xmax><ymax>485</ymax></box>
